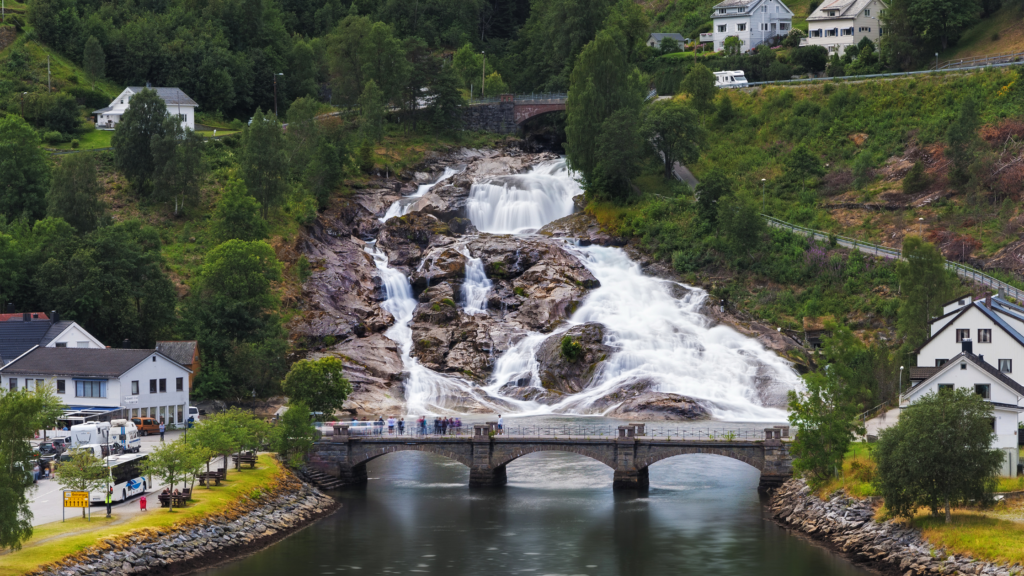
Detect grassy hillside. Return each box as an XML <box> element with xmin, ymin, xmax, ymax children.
<box><xmin>643</xmin><ymin>0</ymin><xmax>814</xmax><ymax>37</ymax></box>
<box><xmin>937</xmin><ymin>4</ymin><xmax>1024</xmax><ymax>63</ymax></box>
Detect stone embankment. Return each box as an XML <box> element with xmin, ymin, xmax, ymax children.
<box><xmin>770</xmin><ymin>479</ymin><xmax>1021</xmax><ymax>576</ymax></box>
<box><xmin>27</xmin><ymin>477</ymin><xmax>338</xmax><ymax>576</ymax></box>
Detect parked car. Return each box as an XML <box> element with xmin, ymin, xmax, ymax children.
<box><xmin>131</xmin><ymin>417</ymin><xmax>161</xmax><ymax>436</ymax></box>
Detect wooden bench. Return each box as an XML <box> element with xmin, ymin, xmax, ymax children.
<box><xmin>158</xmin><ymin>491</ymin><xmax>189</xmax><ymax>507</ymax></box>
<box><xmin>198</xmin><ymin>472</ymin><xmax>222</xmax><ymax>486</ymax></box>
<box><xmin>232</xmin><ymin>453</ymin><xmax>258</xmax><ymax>468</ymax></box>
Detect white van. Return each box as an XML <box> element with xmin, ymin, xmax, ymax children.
<box><xmin>69</xmin><ymin>422</ymin><xmax>111</xmax><ymax>449</ymax></box>
<box><xmin>187</xmin><ymin>406</ymin><xmax>200</xmax><ymax>422</ymax></box>
<box><xmin>714</xmin><ymin>70</ymin><xmax>749</xmax><ymax>88</ymax></box>
<box><xmin>109</xmin><ymin>419</ymin><xmax>141</xmax><ymax>453</ymax></box>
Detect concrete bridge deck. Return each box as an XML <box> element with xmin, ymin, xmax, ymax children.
<box><xmin>310</xmin><ymin>423</ymin><xmax>793</xmax><ymax>493</ymax></box>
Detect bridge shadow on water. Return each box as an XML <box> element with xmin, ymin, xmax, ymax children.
<box><xmin>195</xmin><ymin>450</ymin><xmax>875</xmax><ymax>576</ymax></box>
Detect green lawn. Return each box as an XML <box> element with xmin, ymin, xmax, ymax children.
<box><xmin>196</xmin><ymin>130</ymin><xmax>240</xmax><ymax>138</ymax></box>
<box><xmin>0</xmin><ymin>457</ymin><xmax>285</xmax><ymax>576</ymax></box>
<box><xmin>50</xmin><ymin>130</ymin><xmax>112</xmax><ymax>150</ymax></box>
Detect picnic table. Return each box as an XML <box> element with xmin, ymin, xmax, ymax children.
<box><xmin>198</xmin><ymin>471</ymin><xmax>223</xmax><ymax>486</ymax></box>
<box><xmin>158</xmin><ymin>489</ymin><xmax>190</xmax><ymax>508</ymax></box>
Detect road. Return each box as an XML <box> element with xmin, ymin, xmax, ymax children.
<box><xmin>28</xmin><ymin>430</ymin><xmax>188</xmax><ymax>526</ymax></box>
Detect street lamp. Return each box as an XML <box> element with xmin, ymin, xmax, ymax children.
<box><xmin>898</xmin><ymin>365</ymin><xmax>904</xmax><ymax>398</ymax></box>
<box><xmin>918</xmin><ymin>217</ymin><xmax>924</xmax><ymax>237</ymax></box>
<box><xmin>935</xmin><ymin>52</ymin><xmax>939</xmax><ymax>69</ymax></box>
<box><xmin>273</xmin><ymin>72</ymin><xmax>284</xmax><ymax>117</ymax></box>
<box><xmin>760</xmin><ymin>178</ymin><xmax>767</xmax><ymax>212</ymax></box>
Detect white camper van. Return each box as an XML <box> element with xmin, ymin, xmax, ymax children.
<box><xmin>69</xmin><ymin>422</ymin><xmax>111</xmax><ymax>449</ymax></box>
<box><xmin>109</xmin><ymin>419</ymin><xmax>141</xmax><ymax>453</ymax></box>
<box><xmin>714</xmin><ymin>70</ymin><xmax>749</xmax><ymax>88</ymax></box>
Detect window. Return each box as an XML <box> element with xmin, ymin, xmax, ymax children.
<box><xmin>149</xmin><ymin>379</ymin><xmax>157</xmax><ymax>393</ymax></box>
<box><xmin>761</xmin><ymin>23</ymin><xmax>769</xmax><ymax>31</ymax></box>
<box><xmin>761</xmin><ymin>5</ymin><xmax>766</xmax><ymax>11</ymax></box>
<box><xmin>159</xmin><ymin>378</ymin><xmax>166</xmax><ymax>393</ymax></box>
<box><xmin>776</xmin><ymin>5</ymin><xmax>780</xmax><ymax>11</ymax></box>
<box><xmin>176</xmin><ymin>377</ymin><xmax>183</xmax><ymax>392</ymax></box>
<box><xmin>152</xmin><ymin>356</ymin><xmax>156</xmax><ymax>362</ymax></box>
<box><xmin>738</xmin><ymin>7</ymin><xmax>745</xmax><ymax>12</ymax></box>
<box><xmin>177</xmin><ymin>405</ymin><xmax>184</xmax><ymax>422</ymax></box>
<box><xmin>8</xmin><ymin>378</ymin><xmax>16</xmax><ymax>391</ymax></box>
<box><xmin>938</xmin><ymin>384</ymin><xmax>954</xmax><ymax>393</ymax></box>
<box><xmin>956</xmin><ymin>329</ymin><xmax>970</xmax><ymax>342</ymax></box>
<box><xmin>76</xmin><ymin>341</ymin><xmax>88</xmax><ymax>348</ymax></box>
<box><xmin>56</xmin><ymin>380</ymin><xmax>65</xmax><ymax>394</ymax></box>
<box><xmin>737</xmin><ymin>23</ymin><xmax>747</xmax><ymax>31</ymax></box>
<box><xmin>718</xmin><ymin>24</ymin><xmax>727</xmax><ymax>32</ymax></box>
<box><xmin>771</xmin><ymin>23</ymin><xmax>777</xmax><ymax>31</ymax></box>
<box><xmin>864</xmin><ymin>8</ymin><xmax>870</xmax><ymax>15</ymax></box>
<box><xmin>719</xmin><ymin>8</ymin><xmax>726</xmax><ymax>14</ymax></box>
<box><xmin>76</xmin><ymin>380</ymin><xmax>106</xmax><ymax>398</ymax></box>
<box><xmin>999</xmin><ymin>359</ymin><xmax>1012</xmax><ymax>373</ymax></box>
<box><xmin>810</xmin><ymin>29</ymin><xmax>822</xmax><ymax>37</ymax></box>
<box><xmin>55</xmin><ymin>342</ymin><xmax>67</xmax><ymax>348</ymax></box>
<box><xmin>978</xmin><ymin>329</ymin><xmax>991</xmax><ymax>343</ymax></box>
<box><xmin>935</xmin><ymin>359</ymin><xmax>948</xmax><ymax>367</ymax></box>
<box><xmin>974</xmin><ymin>384</ymin><xmax>990</xmax><ymax>399</ymax></box>
<box><xmin>35</xmin><ymin>379</ymin><xmax>42</xmax><ymax>390</ymax></box>
<box><xmin>780</xmin><ymin>23</ymin><xmax>789</xmax><ymax>30</ymax></box>
<box><xmin>132</xmin><ymin>381</ymin><xmax>139</xmax><ymax>395</ymax></box>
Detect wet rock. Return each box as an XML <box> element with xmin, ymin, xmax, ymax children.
<box><xmin>409</xmin><ymin>248</ymin><xmax>467</xmax><ymax>292</ymax></box>
<box><xmin>377</xmin><ymin>212</ymin><xmax>456</xmax><ymax>272</ymax></box>
<box><xmin>538</xmin><ymin>212</ymin><xmax>628</xmax><ymax>247</ymax></box>
<box><xmin>609</xmin><ymin>392</ymin><xmax>709</xmax><ymax>421</ymax></box>
<box><xmin>534</xmin><ymin>323</ymin><xmax>615</xmax><ymax>395</ymax></box>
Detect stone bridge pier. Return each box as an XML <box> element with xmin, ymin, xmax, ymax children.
<box><xmin>309</xmin><ymin>424</ymin><xmax>793</xmax><ymax>493</ymax></box>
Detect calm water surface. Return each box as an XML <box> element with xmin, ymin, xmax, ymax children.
<box><xmin>199</xmin><ymin>433</ymin><xmax>872</xmax><ymax>576</ymax></box>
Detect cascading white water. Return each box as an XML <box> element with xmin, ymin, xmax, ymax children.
<box><xmin>380</xmin><ymin>167</ymin><xmax>461</xmax><ymax>222</ymax></box>
<box><xmin>365</xmin><ymin>243</ymin><xmax>490</xmax><ymax>415</ymax></box>
<box><xmin>465</xmin><ymin>159</ymin><xmax>581</xmax><ymax>234</ymax></box>
<box><xmin>461</xmin><ymin>253</ymin><xmax>493</xmax><ymax>315</ymax></box>
<box><xmin>484</xmin><ymin>246</ymin><xmax>797</xmax><ymax>422</ymax></box>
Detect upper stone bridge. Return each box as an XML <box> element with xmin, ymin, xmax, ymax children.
<box><xmin>461</xmin><ymin>94</ymin><xmax>566</xmax><ymax>134</ymax></box>
<box><xmin>309</xmin><ymin>423</ymin><xmax>793</xmax><ymax>493</ymax></box>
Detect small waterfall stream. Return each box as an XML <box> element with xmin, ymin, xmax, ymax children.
<box><xmin>460</xmin><ymin>252</ymin><xmax>493</xmax><ymax>315</ymax></box>
<box><xmin>380</xmin><ymin>166</ymin><xmax>461</xmax><ymax>223</ymax></box>
<box><xmin>466</xmin><ymin>159</ymin><xmax>581</xmax><ymax>233</ymax></box>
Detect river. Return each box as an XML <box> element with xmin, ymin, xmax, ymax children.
<box><xmin>197</xmin><ymin>426</ymin><xmax>872</xmax><ymax>576</ymax></box>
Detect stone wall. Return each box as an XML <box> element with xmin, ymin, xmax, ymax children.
<box><xmin>28</xmin><ymin>475</ymin><xmax>338</xmax><ymax>576</ymax></box>
<box><xmin>770</xmin><ymin>478</ymin><xmax>1021</xmax><ymax>576</ymax></box>
<box><xmin>462</xmin><ymin>103</ymin><xmax>516</xmax><ymax>134</ymax></box>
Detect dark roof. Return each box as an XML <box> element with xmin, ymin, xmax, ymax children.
<box><xmin>0</xmin><ymin>313</ymin><xmax>49</xmax><ymax>322</ymax></box>
<box><xmin>127</xmin><ymin>87</ymin><xmax>198</xmax><ymax>107</ymax></box>
<box><xmin>713</xmin><ymin>0</ymin><xmax>758</xmax><ymax>7</ymax></box>
<box><xmin>0</xmin><ymin>348</ymin><xmax>157</xmax><ymax>377</ymax></box>
<box><xmin>912</xmin><ymin>302</ymin><xmax>1024</xmax><ymax>354</ymax></box>
<box><xmin>907</xmin><ymin>352</ymin><xmax>1024</xmax><ymax>398</ymax></box>
<box><xmin>155</xmin><ymin>341</ymin><xmax>198</xmax><ymax>366</ymax></box>
<box><xmin>92</xmin><ymin>106</ymin><xmax>115</xmax><ymax>114</ymax></box>
<box><xmin>649</xmin><ymin>33</ymin><xmax>686</xmax><ymax>41</ymax></box>
<box><xmin>0</xmin><ymin>320</ymin><xmax>74</xmax><ymax>364</ymax></box>
<box><xmin>909</xmin><ymin>367</ymin><xmax>940</xmax><ymax>381</ymax></box>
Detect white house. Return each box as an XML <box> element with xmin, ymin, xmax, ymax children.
<box><xmin>0</xmin><ymin>347</ymin><xmax>192</xmax><ymax>426</ymax></box>
<box><xmin>93</xmin><ymin>86</ymin><xmax>198</xmax><ymax>131</ymax></box>
<box><xmin>803</xmin><ymin>0</ymin><xmax>887</xmax><ymax>54</ymax></box>
<box><xmin>902</xmin><ymin>342</ymin><xmax>1022</xmax><ymax>477</ymax></box>
<box><xmin>647</xmin><ymin>32</ymin><xmax>687</xmax><ymax>48</ymax></box>
<box><xmin>913</xmin><ymin>294</ymin><xmax>1024</xmax><ymax>380</ymax></box>
<box><xmin>710</xmin><ymin>0</ymin><xmax>793</xmax><ymax>53</ymax></box>
<box><xmin>0</xmin><ymin>311</ymin><xmax>105</xmax><ymax>365</ymax></box>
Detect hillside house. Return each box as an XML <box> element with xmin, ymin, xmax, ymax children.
<box><xmin>802</xmin><ymin>0</ymin><xmax>887</xmax><ymax>54</ymax></box>
<box><xmin>155</xmin><ymin>341</ymin><xmax>200</xmax><ymax>392</ymax></box>
<box><xmin>0</xmin><ymin>347</ymin><xmax>192</xmax><ymax>426</ymax></box>
<box><xmin>647</xmin><ymin>33</ymin><xmax>687</xmax><ymax>48</ymax></box>
<box><xmin>93</xmin><ymin>86</ymin><xmax>197</xmax><ymax>131</ymax></box>
<box><xmin>902</xmin><ymin>342</ymin><xmax>1022</xmax><ymax>477</ymax></box>
<box><xmin>0</xmin><ymin>311</ymin><xmax>104</xmax><ymax>366</ymax></box>
<box><xmin>710</xmin><ymin>0</ymin><xmax>793</xmax><ymax>52</ymax></box>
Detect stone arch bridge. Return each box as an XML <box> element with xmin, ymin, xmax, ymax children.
<box><xmin>309</xmin><ymin>423</ymin><xmax>793</xmax><ymax>493</ymax></box>
<box><xmin>461</xmin><ymin>94</ymin><xmax>566</xmax><ymax>134</ymax></box>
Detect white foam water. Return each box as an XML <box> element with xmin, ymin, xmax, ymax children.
<box><xmin>460</xmin><ymin>249</ymin><xmax>493</xmax><ymax>315</ymax></box>
<box><xmin>465</xmin><ymin>159</ymin><xmax>581</xmax><ymax>234</ymax></box>
<box><xmin>380</xmin><ymin>167</ymin><xmax>461</xmax><ymax>223</ymax></box>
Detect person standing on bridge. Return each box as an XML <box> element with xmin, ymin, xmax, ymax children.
<box><xmin>387</xmin><ymin>416</ymin><xmax>396</xmax><ymax>435</ymax></box>
<box><xmin>398</xmin><ymin>418</ymin><xmax>405</xmax><ymax>436</ymax></box>
<box><xmin>497</xmin><ymin>415</ymin><xmax>503</xmax><ymax>435</ymax></box>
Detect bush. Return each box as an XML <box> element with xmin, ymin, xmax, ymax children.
<box><xmin>229</xmin><ymin>119</ymin><xmax>244</xmax><ymax>130</ymax></box>
<box><xmin>902</xmin><ymin>162</ymin><xmax>929</xmax><ymax>194</ymax></box>
<box><xmin>559</xmin><ymin>336</ymin><xmax>584</xmax><ymax>362</ymax></box>
<box><xmin>357</xmin><ymin>140</ymin><xmax>374</xmax><ymax>173</ymax></box>
<box><xmin>70</xmin><ymin>139</ymin><xmax>79</xmax><ymax>149</ymax></box>
<box><xmin>43</xmin><ymin>131</ymin><xmax>64</xmax><ymax>144</ymax></box>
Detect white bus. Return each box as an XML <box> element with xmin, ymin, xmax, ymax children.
<box><xmin>90</xmin><ymin>453</ymin><xmax>149</xmax><ymax>504</ymax></box>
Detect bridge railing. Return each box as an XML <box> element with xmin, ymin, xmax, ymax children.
<box><xmin>467</xmin><ymin>93</ymin><xmax>568</xmax><ymax>106</ymax></box>
<box><xmin>319</xmin><ymin>423</ymin><xmax>785</xmax><ymax>441</ymax></box>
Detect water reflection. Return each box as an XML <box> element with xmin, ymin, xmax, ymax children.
<box><xmin>199</xmin><ymin>449</ymin><xmax>871</xmax><ymax>576</ymax></box>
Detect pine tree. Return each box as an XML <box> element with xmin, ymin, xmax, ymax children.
<box><xmin>82</xmin><ymin>36</ymin><xmax>105</xmax><ymax>88</ymax></box>
<box><xmin>239</xmin><ymin>108</ymin><xmax>288</xmax><ymax>219</ymax></box>
<box><xmin>46</xmin><ymin>153</ymin><xmax>106</xmax><ymax>233</ymax></box>
<box><xmin>357</xmin><ymin>79</ymin><xmax>385</xmax><ymax>143</ymax></box>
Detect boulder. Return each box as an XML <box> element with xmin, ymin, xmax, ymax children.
<box><xmin>409</xmin><ymin>247</ymin><xmax>467</xmax><ymax>292</ymax></box>
<box><xmin>534</xmin><ymin>323</ymin><xmax>615</xmax><ymax>395</ymax></box>
<box><xmin>377</xmin><ymin>212</ymin><xmax>456</xmax><ymax>272</ymax></box>
<box><xmin>608</xmin><ymin>392</ymin><xmax>709</xmax><ymax>421</ymax></box>
<box><xmin>310</xmin><ymin>334</ymin><xmax>405</xmax><ymax>418</ymax></box>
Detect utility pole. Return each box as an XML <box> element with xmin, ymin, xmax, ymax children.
<box><xmin>481</xmin><ymin>52</ymin><xmax>486</xmax><ymax>98</ymax></box>
<box><xmin>47</xmin><ymin>55</ymin><xmax>51</xmax><ymax>93</ymax></box>
<box><xmin>273</xmin><ymin>72</ymin><xmax>284</xmax><ymax>117</ymax></box>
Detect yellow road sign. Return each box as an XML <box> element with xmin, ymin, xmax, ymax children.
<box><xmin>64</xmin><ymin>491</ymin><xmax>89</xmax><ymax>508</ymax></box>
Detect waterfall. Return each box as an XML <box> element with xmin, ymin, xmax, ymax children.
<box><xmin>380</xmin><ymin>167</ymin><xmax>461</xmax><ymax>223</ymax></box>
<box><xmin>466</xmin><ymin>159</ymin><xmax>581</xmax><ymax>234</ymax></box>
<box><xmin>460</xmin><ymin>250</ymin><xmax>493</xmax><ymax>315</ymax></box>
<box><xmin>365</xmin><ymin>243</ymin><xmax>492</xmax><ymax>415</ymax></box>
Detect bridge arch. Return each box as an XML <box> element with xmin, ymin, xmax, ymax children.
<box><xmin>636</xmin><ymin>447</ymin><xmax>765</xmax><ymax>472</ymax></box>
<box><xmin>350</xmin><ymin>444</ymin><xmax>473</xmax><ymax>470</ymax></box>
<box><xmin>492</xmin><ymin>444</ymin><xmax>617</xmax><ymax>470</ymax></box>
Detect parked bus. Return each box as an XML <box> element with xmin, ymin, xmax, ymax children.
<box><xmin>89</xmin><ymin>453</ymin><xmax>149</xmax><ymax>504</ymax></box>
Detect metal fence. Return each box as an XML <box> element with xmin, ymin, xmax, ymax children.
<box><xmin>320</xmin><ymin>423</ymin><xmax>772</xmax><ymax>441</ymax></box>
<box><xmin>739</xmin><ymin>59</ymin><xmax>1022</xmax><ymax>89</ymax></box>
<box><xmin>764</xmin><ymin>215</ymin><xmax>1024</xmax><ymax>301</ymax></box>
<box><xmin>932</xmin><ymin>51</ymin><xmax>1024</xmax><ymax>71</ymax></box>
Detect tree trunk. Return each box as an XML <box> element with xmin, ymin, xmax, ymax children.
<box><xmin>664</xmin><ymin>155</ymin><xmax>673</xmax><ymax>180</ymax></box>
<box><xmin>222</xmin><ymin>454</ymin><xmax>228</xmax><ymax>478</ymax></box>
<box><xmin>945</xmin><ymin>498</ymin><xmax>951</xmax><ymax>524</ymax></box>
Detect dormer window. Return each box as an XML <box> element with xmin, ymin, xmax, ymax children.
<box><xmin>864</xmin><ymin>8</ymin><xmax>870</xmax><ymax>15</ymax></box>
<box><xmin>719</xmin><ymin>8</ymin><xmax>726</xmax><ymax>13</ymax></box>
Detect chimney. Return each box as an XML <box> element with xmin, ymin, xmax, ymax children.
<box><xmin>962</xmin><ymin>337</ymin><xmax>973</xmax><ymax>355</ymax></box>
<box><xmin>986</xmin><ymin>295</ymin><xmax>992</xmax><ymax>308</ymax></box>
<box><xmin>121</xmin><ymin>338</ymin><xmax>131</xmax><ymax>349</ymax></box>
<box><xmin>51</xmin><ymin>310</ymin><xmax>59</xmax><ymax>324</ymax></box>
<box><xmin>22</xmin><ymin>312</ymin><xmax>29</xmax><ymax>322</ymax></box>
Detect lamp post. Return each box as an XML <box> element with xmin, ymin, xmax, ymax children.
<box><xmin>761</xmin><ymin>178</ymin><xmax>767</xmax><ymax>212</ymax></box>
<box><xmin>918</xmin><ymin>217</ymin><xmax>924</xmax><ymax>237</ymax></box>
<box><xmin>935</xmin><ymin>52</ymin><xmax>939</xmax><ymax>69</ymax></box>
<box><xmin>481</xmin><ymin>52</ymin><xmax>486</xmax><ymax>99</ymax></box>
<box><xmin>898</xmin><ymin>365</ymin><xmax>904</xmax><ymax>399</ymax></box>
<box><xmin>273</xmin><ymin>72</ymin><xmax>284</xmax><ymax>117</ymax></box>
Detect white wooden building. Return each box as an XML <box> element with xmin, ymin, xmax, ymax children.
<box><xmin>802</xmin><ymin>0</ymin><xmax>887</xmax><ymax>54</ymax></box>
<box><xmin>710</xmin><ymin>0</ymin><xmax>793</xmax><ymax>52</ymax></box>
<box><xmin>93</xmin><ymin>86</ymin><xmax>198</xmax><ymax>131</ymax></box>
